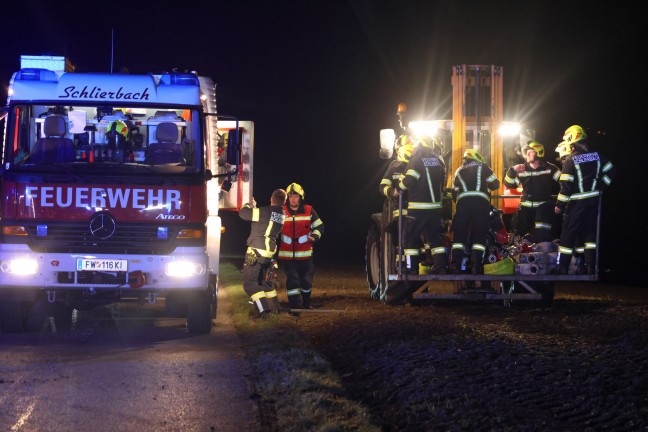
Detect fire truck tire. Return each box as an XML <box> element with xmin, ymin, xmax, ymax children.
<box><xmin>187</xmin><ymin>287</ymin><xmax>215</xmax><ymax>334</ymax></box>
<box><xmin>164</xmin><ymin>294</ymin><xmax>187</xmax><ymax>317</ymax></box>
<box><xmin>209</xmin><ymin>274</ymin><xmax>218</xmax><ymax>320</ymax></box>
<box><xmin>0</xmin><ymin>301</ymin><xmax>27</xmax><ymax>333</ymax></box>
<box><xmin>365</xmin><ymin>224</ymin><xmax>383</xmax><ymax>300</ymax></box>
<box><xmin>26</xmin><ymin>299</ymin><xmax>73</xmax><ymax>332</ymax></box>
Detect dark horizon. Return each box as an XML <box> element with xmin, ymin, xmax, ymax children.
<box><xmin>1</xmin><ymin>1</ymin><xmax>644</xmax><ymax>286</ymax></box>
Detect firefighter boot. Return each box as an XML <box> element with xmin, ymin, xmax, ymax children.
<box><xmin>470</xmin><ymin>250</ymin><xmax>484</xmax><ymax>275</ymax></box>
<box><xmin>252</xmin><ymin>296</ymin><xmax>273</xmax><ymax>319</ymax></box>
<box><xmin>552</xmin><ymin>252</ymin><xmax>571</xmax><ymax>275</ymax></box>
<box><xmin>450</xmin><ymin>249</ymin><xmax>464</xmax><ymax>274</ymax></box>
<box><xmin>429</xmin><ymin>253</ymin><xmax>448</xmax><ymax>275</ymax></box>
<box><xmin>584</xmin><ymin>249</ymin><xmax>596</xmax><ymax>275</ymax></box>
<box><xmin>301</xmin><ymin>290</ymin><xmax>312</xmax><ymax>309</ymax></box>
<box><xmin>404</xmin><ymin>255</ymin><xmax>419</xmax><ymax>275</ymax></box>
<box><xmin>287</xmin><ymin>289</ymin><xmax>303</xmax><ymax>309</ymax></box>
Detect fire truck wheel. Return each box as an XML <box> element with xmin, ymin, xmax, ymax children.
<box><xmin>26</xmin><ymin>299</ymin><xmax>74</xmax><ymax>332</ymax></box>
<box><xmin>209</xmin><ymin>275</ymin><xmax>218</xmax><ymax>320</ymax></box>
<box><xmin>187</xmin><ymin>289</ymin><xmax>215</xmax><ymax>334</ymax></box>
<box><xmin>365</xmin><ymin>224</ymin><xmax>383</xmax><ymax>300</ymax></box>
<box><xmin>0</xmin><ymin>301</ymin><xmax>28</xmax><ymax>333</ymax></box>
<box><xmin>164</xmin><ymin>293</ymin><xmax>188</xmax><ymax>317</ymax></box>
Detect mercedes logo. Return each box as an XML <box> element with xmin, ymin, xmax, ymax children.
<box><xmin>89</xmin><ymin>212</ymin><xmax>117</xmax><ymax>240</ymax></box>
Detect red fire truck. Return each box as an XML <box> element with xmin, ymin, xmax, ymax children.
<box><xmin>0</xmin><ymin>56</ymin><xmax>253</xmax><ymax>333</ymax></box>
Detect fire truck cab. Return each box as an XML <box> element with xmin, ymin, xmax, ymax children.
<box><xmin>0</xmin><ymin>56</ymin><xmax>252</xmax><ymax>333</ymax></box>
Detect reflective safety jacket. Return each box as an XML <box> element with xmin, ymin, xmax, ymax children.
<box><xmin>556</xmin><ymin>144</ymin><xmax>616</xmax><ymax>211</ymax></box>
<box><xmin>379</xmin><ymin>159</ymin><xmax>408</xmax><ymax>218</ymax></box>
<box><xmin>239</xmin><ymin>203</ymin><xmax>285</xmax><ymax>259</ymax></box>
<box><xmin>278</xmin><ymin>204</ymin><xmax>324</xmax><ymax>260</ymax></box>
<box><xmin>453</xmin><ymin>160</ymin><xmax>500</xmax><ymax>202</ymax></box>
<box><xmin>397</xmin><ymin>145</ymin><xmax>446</xmax><ymax>211</ymax></box>
<box><xmin>504</xmin><ymin>160</ymin><xmax>561</xmax><ymax>207</ymax></box>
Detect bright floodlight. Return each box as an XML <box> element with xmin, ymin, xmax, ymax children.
<box><xmin>409</xmin><ymin>121</ymin><xmax>437</xmax><ymax>139</ymax></box>
<box><xmin>499</xmin><ymin>122</ymin><xmax>521</xmax><ymax>136</ymax></box>
<box><xmin>380</xmin><ymin>129</ymin><xmax>396</xmax><ymax>150</ymax></box>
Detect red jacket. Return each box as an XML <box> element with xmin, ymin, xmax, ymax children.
<box><xmin>278</xmin><ymin>204</ymin><xmax>324</xmax><ymax>260</ymax></box>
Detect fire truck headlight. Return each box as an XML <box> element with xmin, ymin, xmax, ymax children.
<box><xmin>1</xmin><ymin>259</ymin><xmax>39</xmax><ymax>275</ymax></box>
<box><xmin>165</xmin><ymin>261</ymin><xmax>206</xmax><ymax>278</ymax></box>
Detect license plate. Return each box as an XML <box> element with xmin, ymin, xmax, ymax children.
<box><xmin>77</xmin><ymin>259</ymin><xmax>128</xmax><ymax>272</ymax></box>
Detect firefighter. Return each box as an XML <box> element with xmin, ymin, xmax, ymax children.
<box><xmin>503</xmin><ymin>140</ymin><xmax>561</xmax><ymax>243</ymax></box>
<box><xmin>450</xmin><ymin>149</ymin><xmax>500</xmax><ymax>274</ymax></box>
<box><xmin>278</xmin><ymin>183</ymin><xmax>325</xmax><ymax>309</ymax></box>
<box><xmin>379</xmin><ymin>135</ymin><xmax>413</xmax><ymax>227</ymax></box>
<box><xmin>239</xmin><ymin>189</ymin><xmax>287</xmax><ymax>318</ymax></box>
<box><xmin>553</xmin><ymin>125</ymin><xmax>616</xmax><ymax>275</ymax></box>
<box><xmin>394</xmin><ymin>135</ymin><xmax>447</xmax><ymax>274</ymax></box>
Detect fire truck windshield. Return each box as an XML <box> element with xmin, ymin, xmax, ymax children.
<box><xmin>4</xmin><ymin>104</ymin><xmax>203</xmax><ymax>174</ymax></box>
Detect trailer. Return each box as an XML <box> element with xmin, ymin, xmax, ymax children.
<box><xmin>365</xmin><ymin>65</ymin><xmax>599</xmax><ymax>307</ymax></box>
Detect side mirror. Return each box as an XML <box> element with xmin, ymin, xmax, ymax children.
<box><xmin>205</xmin><ymin>169</ymin><xmax>213</xmax><ymax>181</ymax></box>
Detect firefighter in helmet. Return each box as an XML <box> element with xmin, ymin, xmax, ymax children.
<box><xmin>503</xmin><ymin>140</ymin><xmax>561</xmax><ymax>243</ymax></box>
<box><xmin>450</xmin><ymin>149</ymin><xmax>500</xmax><ymax>274</ymax></box>
<box><xmin>278</xmin><ymin>183</ymin><xmax>325</xmax><ymax>309</ymax></box>
<box><xmin>239</xmin><ymin>189</ymin><xmax>287</xmax><ymax>318</ymax></box>
<box><xmin>394</xmin><ymin>134</ymin><xmax>447</xmax><ymax>274</ymax></box>
<box><xmin>553</xmin><ymin>125</ymin><xmax>616</xmax><ymax>275</ymax></box>
<box><xmin>379</xmin><ymin>134</ymin><xmax>414</xmax><ymax>221</ymax></box>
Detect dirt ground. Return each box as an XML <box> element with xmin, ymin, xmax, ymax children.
<box><xmin>277</xmin><ymin>262</ymin><xmax>648</xmax><ymax>431</ymax></box>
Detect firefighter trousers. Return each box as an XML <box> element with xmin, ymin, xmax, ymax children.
<box><xmin>242</xmin><ymin>255</ymin><xmax>280</xmax><ymax>315</ymax></box>
<box><xmin>282</xmin><ymin>258</ymin><xmax>315</xmax><ymax>308</ymax></box>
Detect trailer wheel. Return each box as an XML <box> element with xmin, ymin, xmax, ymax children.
<box><xmin>0</xmin><ymin>301</ymin><xmax>27</xmax><ymax>333</ymax></box>
<box><xmin>365</xmin><ymin>224</ymin><xmax>383</xmax><ymax>300</ymax></box>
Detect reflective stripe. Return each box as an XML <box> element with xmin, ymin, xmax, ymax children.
<box><xmin>472</xmin><ymin>243</ymin><xmax>486</xmax><ymax>252</ymax></box>
<box><xmin>558</xmin><ymin>246</ymin><xmax>573</xmax><ymax>255</ymax></box>
<box><xmin>457</xmin><ymin>191</ymin><xmax>490</xmax><ymax>201</ymax></box>
<box><xmin>266</xmin><ymin>290</ymin><xmax>278</xmax><ymax>298</ymax></box>
<box><xmin>408</xmin><ymin>202</ymin><xmax>442</xmax><ymax>210</ymax></box>
<box><xmin>278</xmin><ymin>250</ymin><xmax>312</xmax><ymax>258</ymax></box>
<box><xmin>405</xmin><ymin>169</ymin><xmax>420</xmax><ymax>180</ymax></box>
<box><xmin>404</xmin><ymin>248</ymin><xmax>419</xmax><ymax>257</ymax></box>
<box><xmin>504</xmin><ymin>174</ymin><xmax>519</xmax><ymax>185</ymax></box>
<box><xmin>584</xmin><ymin>242</ymin><xmax>597</xmax><ymax>249</ymax></box>
<box><xmin>247</xmin><ymin>246</ymin><xmax>275</xmax><ymax>258</ymax></box>
<box><xmin>251</xmin><ymin>291</ymin><xmax>266</xmax><ymax>301</ymax></box>
<box><xmin>287</xmin><ymin>289</ymin><xmax>301</xmax><ymax>296</ymax></box>
<box><xmin>251</xmin><ymin>207</ymin><xmax>260</xmax><ymax>222</ymax></box>
<box><xmin>570</xmin><ymin>190</ymin><xmax>600</xmax><ymax>200</ymax></box>
<box><xmin>521</xmin><ymin>200</ymin><xmax>547</xmax><ymax>208</ymax></box>
<box><xmin>431</xmin><ymin>246</ymin><xmax>446</xmax><ymax>255</ymax></box>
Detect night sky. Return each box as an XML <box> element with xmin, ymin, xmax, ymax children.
<box><xmin>1</xmin><ymin>1</ymin><xmax>645</xmax><ymax>286</ymax></box>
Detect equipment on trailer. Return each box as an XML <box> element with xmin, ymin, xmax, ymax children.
<box><xmin>365</xmin><ymin>65</ymin><xmax>600</xmax><ymax>307</ymax></box>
